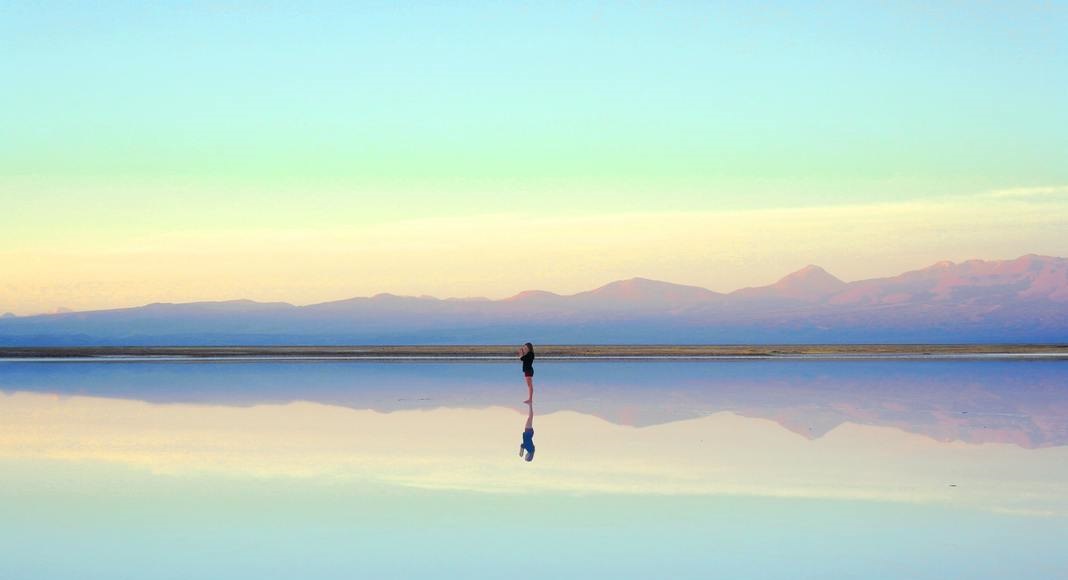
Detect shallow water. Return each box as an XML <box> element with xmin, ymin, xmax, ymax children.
<box><xmin>1</xmin><ymin>360</ymin><xmax>1067</xmax><ymax>579</ymax></box>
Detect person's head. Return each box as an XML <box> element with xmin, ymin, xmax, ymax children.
<box><xmin>524</xmin><ymin>342</ymin><xmax>534</xmax><ymax>355</ymax></box>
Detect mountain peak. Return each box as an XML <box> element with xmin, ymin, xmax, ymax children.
<box><xmin>731</xmin><ymin>264</ymin><xmax>846</xmax><ymax>303</ymax></box>
<box><xmin>503</xmin><ymin>290</ymin><xmax>563</xmax><ymax>303</ymax></box>
<box><xmin>778</xmin><ymin>264</ymin><xmax>839</xmax><ymax>282</ymax></box>
<box><xmin>596</xmin><ymin>277</ymin><xmax>685</xmax><ymax>291</ymax></box>
<box><xmin>578</xmin><ymin>277</ymin><xmax>722</xmax><ymax>307</ymax></box>
<box><xmin>1013</xmin><ymin>253</ymin><xmax>1061</xmax><ymax>266</ymax></box>
<box><xmin>763</xmin><ymin>264</ymin><xmax>847</xmax><ymax>301</ymax></box>
<box><xmin>594</xmin><ymin>276</ymin><xmax>713</xmax><ymax>291</ymax></box>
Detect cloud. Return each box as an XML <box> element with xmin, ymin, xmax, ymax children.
<box><xmin>986</xmin><ymin>185</ymin><xmax>1068</xmax><ymax>198</ymax></box>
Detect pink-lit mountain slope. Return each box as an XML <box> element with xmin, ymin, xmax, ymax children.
<box><xmin>1</xmin><ymin>255</ymin><xmax>1065</xmax><ymax>344</ymax></box>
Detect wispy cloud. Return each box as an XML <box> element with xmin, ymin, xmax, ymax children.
<box><xmin>986</xmin><ymin>185</ymin><xmax>1068</xmax><ymax>198</ymax></box>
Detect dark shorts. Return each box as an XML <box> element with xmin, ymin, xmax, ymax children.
<box><xmin>524</xmin><ymin>370</ymin><xmax>534</xmax><ymax>377</ymax></box>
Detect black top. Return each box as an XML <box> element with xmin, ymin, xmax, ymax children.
<box><xmin>521</xmin><ymin>351</ymin><xmax>534</xmax><ymax>374</ymax></box>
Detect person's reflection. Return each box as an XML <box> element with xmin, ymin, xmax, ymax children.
<box><xmin>519</xmin><ymin>401</ymin><xmax>535</xmax><ymax>462</ymax></box>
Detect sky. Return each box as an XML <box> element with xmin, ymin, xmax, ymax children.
<box><xmin>2</xmin><ymin>1</ymin><xmax>1067</xmax><ymax>314</ymax></box>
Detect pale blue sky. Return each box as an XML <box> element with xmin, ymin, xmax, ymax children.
<box><xmin>2</xmin><ymin>1</ymin><xmax>1067</xmax><ymax>311</ymax></box>
<box><xmin>4</xmin><ymin>1</ymin><xmax>1066</xmax><ymax>208</ymax></box>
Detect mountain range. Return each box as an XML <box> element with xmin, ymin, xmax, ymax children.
<box><xmin>1</xmin><ymin>254</ymin><xmax>1066</xmax><ymax>345</ymax></box>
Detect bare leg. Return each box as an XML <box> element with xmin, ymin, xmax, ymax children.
<box><xmin>524</xmin><ymin>376</ymin><xmax>533</xmax><ymax>403</ymax></box>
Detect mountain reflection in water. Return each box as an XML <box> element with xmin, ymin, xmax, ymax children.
<box><xmin>2</xmin><ymin>359</ymin><xmax>1067</xmax><ymax>579</ymax></box>
<box><xmin>2</xmin><ymin>359</ymin><xmax>1065</xmax><ymax>447</ymax></box>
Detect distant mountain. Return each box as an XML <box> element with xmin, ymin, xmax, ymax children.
<box><xmin>830</xmin><ymin>254</ymin><xmax>1068</xmax><ymax>306</ymax></box>
<box><xmin>732</xmin><ymin>265</ymin><xmax>847</xmax><ymax>303</ymax></box>
<box><xmin>548</xmin><ymin>277</ymin><xmax>723</xmax><ymax>312</ymax></box>
<box><xmin>1</xmin><ymin>255</ymin><xmax>1066</xmax><ymax>345</ymax></box>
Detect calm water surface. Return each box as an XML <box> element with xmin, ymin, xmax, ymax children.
<box><xmin>1</xmin><ymin>360</ymin><xmax>1067</xmax><ymax>579</ymax></box>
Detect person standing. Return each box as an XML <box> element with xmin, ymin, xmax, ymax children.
<box><xmin>518</xmin><ymin>342</ymin><xmax>535</xmax><ymax>403</ymax></box>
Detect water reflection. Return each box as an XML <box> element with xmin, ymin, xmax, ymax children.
<box><xmin>520</xmin><ymin>402</ymin><xmax>535</xmax><ymax>462</ymax></box>
<box><xmin>2</xmin><ymin>359</ymin><xmax>1066</xmax><ymax>447</ymax></box>
<box><xmin>1</xmin><ymin>359</ymin><xmax>1065</xmax><ymax>579</ymax></box>
<box><xmin>1</xmin><ymin>363</ymin><xmax>1066</xmax><ymax>517</ymax></box>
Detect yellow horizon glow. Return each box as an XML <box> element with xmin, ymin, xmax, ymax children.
<box><xmin>1</xmin><ymin>190</ymin><xmax>1066</xmax><ymax>314</ymax></box>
